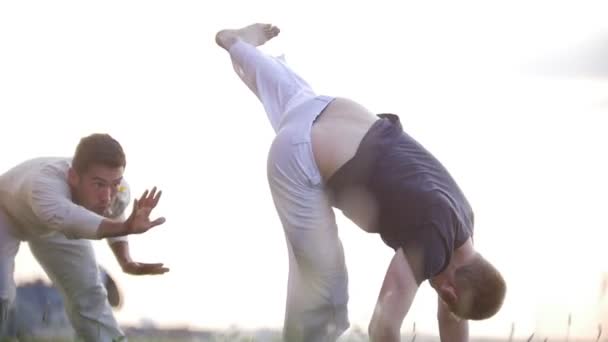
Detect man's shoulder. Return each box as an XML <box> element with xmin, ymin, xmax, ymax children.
<box><xmin>108</xmin><ymin>178</ymin><xmax>131</xmax><ymax>218</ymax></box>
<box><xmin>1</xmin><ymin>157</ymin><xmax>71</xmax><ymax>186</ymax></box>
<box><xmin>117</xmin><ymin>178</ymin><xmax>131</xmax><ymax>202</ymax></box>
<box><xmin>8</xmin><ymin>156</ymin><xmax>69</xmax><ymax>171</ymax></box>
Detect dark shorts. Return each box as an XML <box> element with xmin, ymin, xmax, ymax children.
<box><xmin>327</xmin><ymin>114</ymin><xmax>474</xmax><ymax>279</ymax></box>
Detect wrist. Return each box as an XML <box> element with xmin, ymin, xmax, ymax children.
<box><xmin>110</xmin><ymin>241</ymin><xmax>133</xmax><ymax>268</ymax></box>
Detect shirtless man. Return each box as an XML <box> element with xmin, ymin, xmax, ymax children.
<box><xmin>215</xmin><ymin>23</ymin><xmax>506</xmax><ymax>342</ymax></box>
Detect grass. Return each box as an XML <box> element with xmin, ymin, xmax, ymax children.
<box><xmin>3</xmin><ymin>313</ymin><xmax>606</xmax><ymax>342</ymax></box>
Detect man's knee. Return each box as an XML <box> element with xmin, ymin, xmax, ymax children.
<box><xmin>69</xmin><ymin>284</ymin><xmax>110</xmax><ymax>315</ymax></box>
<box><xmin>68</xmin><ymin>285</ymin><xmax>125</xmax><ymax>341</ymax></box>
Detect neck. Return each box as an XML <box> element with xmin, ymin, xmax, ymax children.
<box><xmin>449</xmin><ymin>238</ymin><xmax>476</xmax><ymax>270</ymax></box>
<box><xmin>70</xmin><ymin>187</ymin><xmax>81</xmax><ymax>205</ymax></box>
<box><xmin>431</xmin><ymin>238</ymin><xmax>476</xmax><ymax>286</ymax></box>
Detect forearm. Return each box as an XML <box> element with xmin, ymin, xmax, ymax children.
<box><xmin>438</xmin><ymin>315</ymin><xmax>469</xmax><ymax>342</ymax></box>
<box><xmin>109</xmin><ymin>240</ymin><xmax>132</xmax><ymax>268</ymax></box>
<box><xmin>97</xmin><ymin>218</ymin><xmax>128</xmax><ymax>239</ymax></box>
<box><xmin>369</xmin><ymin>296</ymin><xmax>406</xmax><ymax>342</ymax></box>
<box><xmin>369</xmin><ymin>248</ymin><xmax>420</xmax><ymax>342</ymax></box>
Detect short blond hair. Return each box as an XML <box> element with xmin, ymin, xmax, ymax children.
<box><xmin>449</xmin><ymin>253</ymin><xmax>506</xmax><ymax>320</ymax></box>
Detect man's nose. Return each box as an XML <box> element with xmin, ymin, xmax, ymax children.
<box><xmin>100</xmin><ymin>188</ymin><xmax>112</xmax><ymax>204</ymax></box>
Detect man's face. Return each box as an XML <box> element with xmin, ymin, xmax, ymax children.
<box><xmin>69</xmin><ymin>164</ymin><xmax>125</xmax><ymax>215</ymax></box>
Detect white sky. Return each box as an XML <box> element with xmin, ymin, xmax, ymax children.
<box><xmin>1</xmin><ymin>0</ymin><xmax>607</xmax><ymax>339</ymax></box>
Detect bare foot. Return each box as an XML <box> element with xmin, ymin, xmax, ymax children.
<box><xmin>215</xmin><ymin>23</ymin><xmax>280</xmax><ymax>50</ymax></box>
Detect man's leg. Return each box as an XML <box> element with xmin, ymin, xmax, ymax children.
<box><xmin>0</xmin><ymin>210</ymin><xmax>20</xmax><ymax>339</ymax></box>
<box><xmin>28</xmin><ymin>232</ymin><xmax>125</xmax><ymax>342</ymax></box>
<box><xmin>217</xmin><ymin>22</ymin><xmax>349</xmax><ymax>341</ymax></box>
<box><xmin>268</xmin><ymin>129</ymin><xmax>350</xmax><ymax>342</ymax></box>
<box><xmin>272</xmin><ymin>178</ymin><xmax>350</xmax><ymax>342</ymax></box>
<box><xmin>216</xmin><ymin>23</ymin><xmax>317</xmax><ymax>133</ymax></box>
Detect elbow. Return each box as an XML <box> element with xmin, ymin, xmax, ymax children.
<box><xmin>31</xmin><ymin>195</ymin><xmax>102</xmax><ymax>240</ymax></box>
<box><xmin>34</xmin><ymin>208</ymin><xmax>64</xmax><ymax>232</ymax></box>
<box><xmin>369</xmin><ymin>315</ymin><xmax>401</xmax><ymax>342</ymax></box>
<box><xmin>31</xmin><ymin>195</ymin><xmax>65</xmax><ymax>231</ymax></box>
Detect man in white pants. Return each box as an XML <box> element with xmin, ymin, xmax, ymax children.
<box><xmin>215</xmin><ymin>24</ymin><xmax>506</xmax><ymax>342</ymax></box>
<box><xmin>0</xmin><ymin>133</ymin><xmax>168</xmax><ymax>341</ymax></box>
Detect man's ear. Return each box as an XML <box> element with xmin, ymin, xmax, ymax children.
<box><xmin>68</xmin><ymin>167</ymin><xmax>79</xmax><ymax>188</ymax></box>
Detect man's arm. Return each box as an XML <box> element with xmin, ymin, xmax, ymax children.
<box><xmin>97</xmin><ymin>219</ymin><xmax>130</xmax><ymax>238</ymax></box>
<box><xmin>438</xmin><ymin>296</ymin><xmax>469</xmax><ymax>342</ymax></box>
<box><xmin>369</xmin><ymin>247</ymin><xmax>421</xmax><ymax>342</ymax></box>
<box><xmin>106</xmin><ymin>186</ymin><xmax>169</xmax><ymax>275</ymax></box>
<box><xmin>30</xmin><ymin>176</ymin><xmax>164</xmax><ymax>239</ymax></box>
<box><xmin>30</xmin><ymin>176</ymin><xmax>119</xmax><ymax>239</ymax></box>
<box><xmin>97</xmin><ymin>188</ymin><xmax>166</xmax><ymax>239</ymax></box>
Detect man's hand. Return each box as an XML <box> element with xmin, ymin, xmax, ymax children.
<box><xmin>121</xmin><ymin>261</ymin><xmax>169</xmax><ymax>275</ymax></box>
<box><xmin>110</xmin><ymin>241</ymin><xmax>170</xmax><ymax>276</ymax></box>
<box><xmin>124</xmin><ymin>187</ymin><xmax>165</xmax><ymax>235</ymax></box>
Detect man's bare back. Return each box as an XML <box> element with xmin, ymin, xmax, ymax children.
<box><xmin>312</xmin><ymin>98</ymin><xmax>379</xmax><ymax>181</ymax></box>
<box><xmin>312</xmin><ymin>99</ymin><xmax>380</xmax><ymax>232</ymax></box>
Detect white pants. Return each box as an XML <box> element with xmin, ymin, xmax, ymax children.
<box><xmin>229</xmin><ymin>40</ymin><xmax>350</xmax><ymax>342</ymax></box>
<box><xmin>0</xmin><ymin>209</ymin><xmax>125</xmax><ymax>341</ymax></box>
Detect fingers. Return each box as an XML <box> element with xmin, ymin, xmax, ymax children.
<box><xmin>138</xmin><ymin>190</ymin><xmax>149</xmax><ymax>206</ymax></box>
<box><xmin>138</xmin><ymin>263</ymin><xmax>170</xmax><ymax>275</ymax></box>
<box><xmin>137</xmin><ymin>187</ymin><xmax>162</xmax><ymax>208</ymax></box>
<box><xmin>126</xmin><ymin>262</ymin><xmax>170</xmax><ymax>275</ymax></box>
<box><xmin>144</xmin><ymin>267</ymin><xmax>169</xmax><ymax>275</ymax></box>
<box><xmin>150</xmin><ymin>217</ymin><xmax>166</xmax><ymax>227</ymax></box>
<box><xmin>148</xmin><ymin>187</ymin><xmax>157</xmax><ymax>202</ymax></box>
<box><xmin>152</xmin><ymin>189</ymin><xmax>162</xmax><ymax>208</ymax></box>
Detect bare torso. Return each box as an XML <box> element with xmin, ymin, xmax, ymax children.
<box><xmin>311</xmin><ymin>97</ymin><xmax>380</xmax><ymax>232</ymax></box>
<box><xmin>311</xmin><ymin>97</ymin><xmax>378</xmax><ymax>180</ymax></box>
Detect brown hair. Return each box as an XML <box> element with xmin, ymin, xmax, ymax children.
<box><xmin>449</xmin><ymin>253</ymin><xmax>506</xmax><ymax>320</ymax></box>
<box><xmin>72</xmin><ymin>133</ymin><xmax>126</xmax><ymax>173</ymax></box>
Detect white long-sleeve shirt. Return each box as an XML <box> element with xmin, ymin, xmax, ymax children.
<box><xmin>0</xmin><ymin>157</ymin><xmax>130</xmax><ymax>243</ymax></box>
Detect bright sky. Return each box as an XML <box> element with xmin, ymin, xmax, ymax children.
<box><xmin>1</xmin><ymin>0</ymin><xmax>607</xmax><ymax>339</ymax></box>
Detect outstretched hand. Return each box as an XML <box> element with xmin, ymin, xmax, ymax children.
<box><xmin>124</xmin><ymin>187</ymin><xmax>165</xmax><ymax>235</ymax></box>
<box><xmin>122</xmin><ymin>261</ymin><xmax>169</xmax><ymax>275</ymax></box>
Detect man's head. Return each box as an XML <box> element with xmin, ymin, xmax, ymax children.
<box><xmin>436</xmin><ymin>253</ymin><xmax>506</xmax><ymax>320</ymax></box>
<box><xmin>68</xmin><ymin>133</ymin><xmax>126</xmax><ymax>215</ymax></box>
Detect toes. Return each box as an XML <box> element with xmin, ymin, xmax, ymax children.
<box><xmin>269</xmin><ymin>26</ymin><xmax>280</xmax><ymax>37</ymax></box>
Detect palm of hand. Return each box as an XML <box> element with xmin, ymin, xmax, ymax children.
<box><xmin>126</xmin><ymin>187</ymin><xmax>165</xmax><ymax>234</ymax></box>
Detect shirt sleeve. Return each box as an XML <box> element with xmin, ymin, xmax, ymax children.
<box><xmin>30</xmin><ymin>175</ymin><xmax>103</xmax><ymax>240</ymax></box>
<box><xmin>420</xmin><ymin>225</ymin><xmax>451</xmax><ymax>279</ymax></box>
<box><xmin>403</xmin><ymin>223</ymin><xmax>451</xmax><ymax>282</ymax></box>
